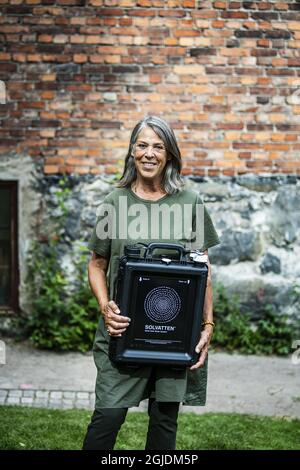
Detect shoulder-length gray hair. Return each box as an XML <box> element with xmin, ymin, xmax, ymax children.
<box><xmin>116</xmin><ymin>115</ymin><xmax>185</xmax><ymax>194</ymax></box>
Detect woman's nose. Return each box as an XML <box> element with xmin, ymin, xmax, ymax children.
<box><xmin>145</xmin><ymin>147</ymin><xmax>155</xmax><ymax>157</ymax></box>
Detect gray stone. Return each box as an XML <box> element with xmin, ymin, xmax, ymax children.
<box><xmin>63</xmin><ymin>391</ymin><xmax>76</xmax><ymax>399</ymax></box>
<box><xmin>248</xmin><ymin>196</ymin><xmax>261</xmax><ymax>212</ymax></box>
<box><xmin>48</xmin><ymin>400</ymin><xmax>62</xmax><ymax>407</ymax></box>
<box><xmin>235</xmin><ymin>174</ymin><xmax>297</xmax><ymax>192</ymax></box>
<box><xmin>65</xmin><ymin>199</ymin><xmax>82</xmax><ymax>240</ymax></box>
<box><xmin>198</xmin><ymin>181</ymin><xmax>229</xmax><ymax>201</ymax></box>
<box><xmin>56</xmin><ymin>63</ymin><xmax>79</xmax><ymax>74</ymax></box>
<box><xmin>8</xmin><ymin>390</ymin><xmax>22</xmax><ymax>397</ymax></box>
<box><xmin>81</xmin><ymin>208</ymin><xmax>98</xmax><ymax>228</ymax></box>
<box><xmin>21</xmin><ymin>397</ymin><xmax>33</xmax><ymax>404</ymax></box>
<box><xmin>7</xmin><ymin>397</ymin><xmax>20</xmax><ymax>405</ymax></box>
<box><xmin>76</xmin><ymin>392</ymin><xmax>90</xmax><ymax>400</ymax></box>
<box><xmin>215</xmin><ymin>264</ymin><xmax>297</xmax><ymax>319</ymax></box>
<box><xmin>36</xmin><ymin>391</ymin><xmax>49</xmax><ymax>398</ymax></box>
<box><xmin>32</xmin><ymin>402</ymin><xmax>47</xmax><ymax>408</ymax></box>
<box><xmin>48</xmin><ymin>402</ymin><xmax>62</xmax><ymax>409</ymax></box>
<box><xmin>62</xmin><ymin>402</ymin><xmax>74</xmax><ymax>409</ymax></box>
<box><xmin>34</xmin><ymin>399</ymin><xmax>48</xmax><ymax>407</ymax></box>
<box><xmin>50</xmin><ymin>391</ymin><xmax>63</xmax><ymax>399</ymax></box>
<box><xmin>260</xmin><ymin>252</ymin><xmax>281</xmax><ymax>274</ymax></box>
<box><xmin>62</xmin><ymin>399</ymin><xmax>74</xmax><ymax>406</ymax></box>
<box><xmin>75</xmin><ymin>400</ymin><xmax>91</xmax><ymax>409</ymax></box>
<box><xmin>23</xmin><ymin>390</ymin><xmax>35</xmax><ymax>398</ymax></box>
<box><xmin>269</xmin><ymin>186</ymin><xmax>300</xmax><ymax>247</ymax></box>
<box><xmin>210</xmin><ymin>229</ymin><xmax>263</xmax><ymax>265</ymax></box>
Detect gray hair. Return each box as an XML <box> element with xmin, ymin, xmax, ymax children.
<box><xmin>116</xmin><ymin>115</ymin><xmax>185</xmax><ymax>194</ymax></box>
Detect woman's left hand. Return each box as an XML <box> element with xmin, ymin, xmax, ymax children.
<box><xmin>190</xmin><ymin>326</ymin><xmax>213</xmax><ymax>371</ymax></box>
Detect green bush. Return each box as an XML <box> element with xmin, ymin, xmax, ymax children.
<box><xmin>213</xmin><ymin>283</ymin><xmax>296</xmax><ymax>356</ymax></box>
<box><xmin>23</xmin><ymin>240</ymin><xmax>98</xmax><ymax>352</ymax></box>
<box><xmin>19</xmin><ymin>177</ymin><xmax>99</xmax><ymax>352</ymax></box>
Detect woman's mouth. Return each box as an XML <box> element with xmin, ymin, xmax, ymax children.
<box><xmin>141</xmin><ymin>162</ymin><xmax>157</xmax><ymax>169</ymax></box>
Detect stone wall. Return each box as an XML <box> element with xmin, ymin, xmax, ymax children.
<box><xmin>189</xmin><ymin>175</ymin><xmax>300</xmax><ymax>320</ymax></box>
<box><xmin>31</xmin><ymin>173</ymin><xmax>300</xmax><ymax>322</ymax></box>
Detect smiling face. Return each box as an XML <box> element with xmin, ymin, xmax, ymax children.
<box><xmin>132</xmin><ymin>126</ymin><xmax>170</xmax><ymax>185</ymax></box>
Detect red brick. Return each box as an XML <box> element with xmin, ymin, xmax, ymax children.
<box><xmin>257</xmin><ymin>39</ymin><xmax>270</xmax><ymax>47</ymax></box>
<box><xmin>221</xmin><ymin>11</ymin><xmax>248</xmax><ymax>19</ymax></box>
<box><xmin>239</xmin><ymin>152</ymin><xmax>252</xmax><ymax>159</ymax></box>
<box><xmin>229</xmin><ymin>2</ymin><xmax>242</xmax><ymax>8</ymax></box>
<box><xmin>223</xmin><ymin>169</ymin><xmax>236</xmax><ymax>176</ymax></box>
<box><xmin>208</xmin><ymin>169</ymin><xmax>221</xmax><ymax>176</ymax></box>
<box><xmin>173</xmin><ymin>30</ymin><xmax>199</xmax><ymax>37</ymax></box>
<box><xmin>158</xmin><ymin>10</ymin><xmax>186</xmax><ymax>17</ymax></box>
<box><xmin>183</xmin><ymin>0</ymin><xmax>195</xmax><ymax>7</ymax></box>
<box><xmin>214</xmin><ymin>1</ymin><xmax>226</xmax><ymax>8</ymax></box>
<box><xmin>97</xmin><ymin>9</ymin><xmax>124</xmax><ymax>16</ymax></box>
<box><xmin>288</xmin><ymin>59</ymin><xmax>300</xmax><ymax>67</ymax></box>
<box><xmin>128</xmin><ymin>9</ymin><xmax>156</xmax><ymax>17</ymax></box>
<box><xmin>44</xmin><ymin>165</ymin><xmax>59</xmax><ymax>174</ymax></box>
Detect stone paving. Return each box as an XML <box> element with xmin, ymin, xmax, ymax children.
<box><xmin>0</xmin><ymin>389</ymin><xmax>95</xmax><ymax>410</ymax></box>
<box><xmin>1</xmin><ymin>340</ymin><xmax>299</xmax><ymax>418</ymax></box>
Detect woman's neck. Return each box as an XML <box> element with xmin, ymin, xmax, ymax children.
<box><xmin>133</xmin><ymin>178</ymin><xmax>165</xmax><ymax>195</ymax></box>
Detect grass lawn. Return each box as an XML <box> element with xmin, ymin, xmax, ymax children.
<box><xmin>0</xmin><ymin>406</ymin><xmax>299</xmax><ymax>450</ymax></box>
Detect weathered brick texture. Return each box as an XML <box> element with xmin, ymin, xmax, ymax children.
<box><xmin>1</xmin><ymin>0</ymin><xmax>300</xmax><ymax>176</ymax></box>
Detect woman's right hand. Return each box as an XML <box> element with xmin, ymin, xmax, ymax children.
<box><xmin>103</xmin><ymin>300</ymin><xmax>131</xmax><ymax>337</ymax></box>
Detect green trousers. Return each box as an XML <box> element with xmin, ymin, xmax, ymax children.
<box><xmin>82</xmin><ymin>398</ymin><xmax>180</xmax><ymax>450</ymax></box>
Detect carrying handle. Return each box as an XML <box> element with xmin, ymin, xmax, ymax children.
<box><xmin>145</xmin><ymin>243</ymin><xmax>186</xmax><ymax>262</ymax></box>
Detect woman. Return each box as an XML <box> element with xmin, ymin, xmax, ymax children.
<box><xmin>83</xmin><ymin>115</ymin><xmax>220</xmax><ymax>450</ymax></box>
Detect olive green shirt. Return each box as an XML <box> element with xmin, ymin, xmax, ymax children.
<box><xmin>88</xmin><ymin>186</ymin><xmax>220</xmax><ymax>408</ymax></box>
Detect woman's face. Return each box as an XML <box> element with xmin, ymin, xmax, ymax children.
<box><xmin>132</xmin><ymin>126</ymin><xmax>170</xmax><ymax>184</ymax></box>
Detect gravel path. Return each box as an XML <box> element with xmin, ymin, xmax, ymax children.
<box><xmin>0</xmin><ymin>339</ymin><xmax>299</xmax><ymax>418</ymax></box>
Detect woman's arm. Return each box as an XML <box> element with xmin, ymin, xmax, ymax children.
<box><xmin>88</xmin><ymin>252</ymin><xmax>130</xmax><ymax>337</ymax></box>
<box><xmin>190</xmin><ymin>249</ymin><xmax>214</xmax><ymax>370</ymax></box>
<box><xmin>88</xmin><ymin>252</ymin><xmax>109</xmax><ymax>311</ymax></box>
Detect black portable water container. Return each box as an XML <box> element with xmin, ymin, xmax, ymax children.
<box><xmin>109</xmin><ymin>242</ymin><xmax>208</xmax><ymax>367</ymax></box>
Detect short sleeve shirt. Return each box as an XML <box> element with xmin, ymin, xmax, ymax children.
<box><xmin>88</xmin><ymin>186</ymin><xmax>220</xmax><ymax>408</ymax></box>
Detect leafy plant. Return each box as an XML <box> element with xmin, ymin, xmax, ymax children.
<box><xmin>18</xmin><ymin>177</ymin><xmax>99</xmax><ymax>352</ymax></box>
<box><xmin>22</xmin><ymin>239</ymin><xmax>98</xmax><ymax>352</ymax></box>
<box><xmin>212</xmin><ymin>283</ymin><xmax>296</xmax><ymax>356</ymax></box>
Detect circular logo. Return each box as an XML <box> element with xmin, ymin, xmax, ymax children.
<box><xmin>144</xmin><ymin>286</ymin><xmax>181</xmax><ymax>323</ymax></box>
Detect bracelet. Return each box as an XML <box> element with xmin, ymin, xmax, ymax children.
<box><xmin>202</xmin><ymin>321</ymin><xmax>215</xmax><ymax>328</ymax></box>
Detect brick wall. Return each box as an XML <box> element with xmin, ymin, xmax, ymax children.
<box><xmin>1</xmin><ymin>0</ymin><xmax>300</xmax><ymax>177</ymax></box>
